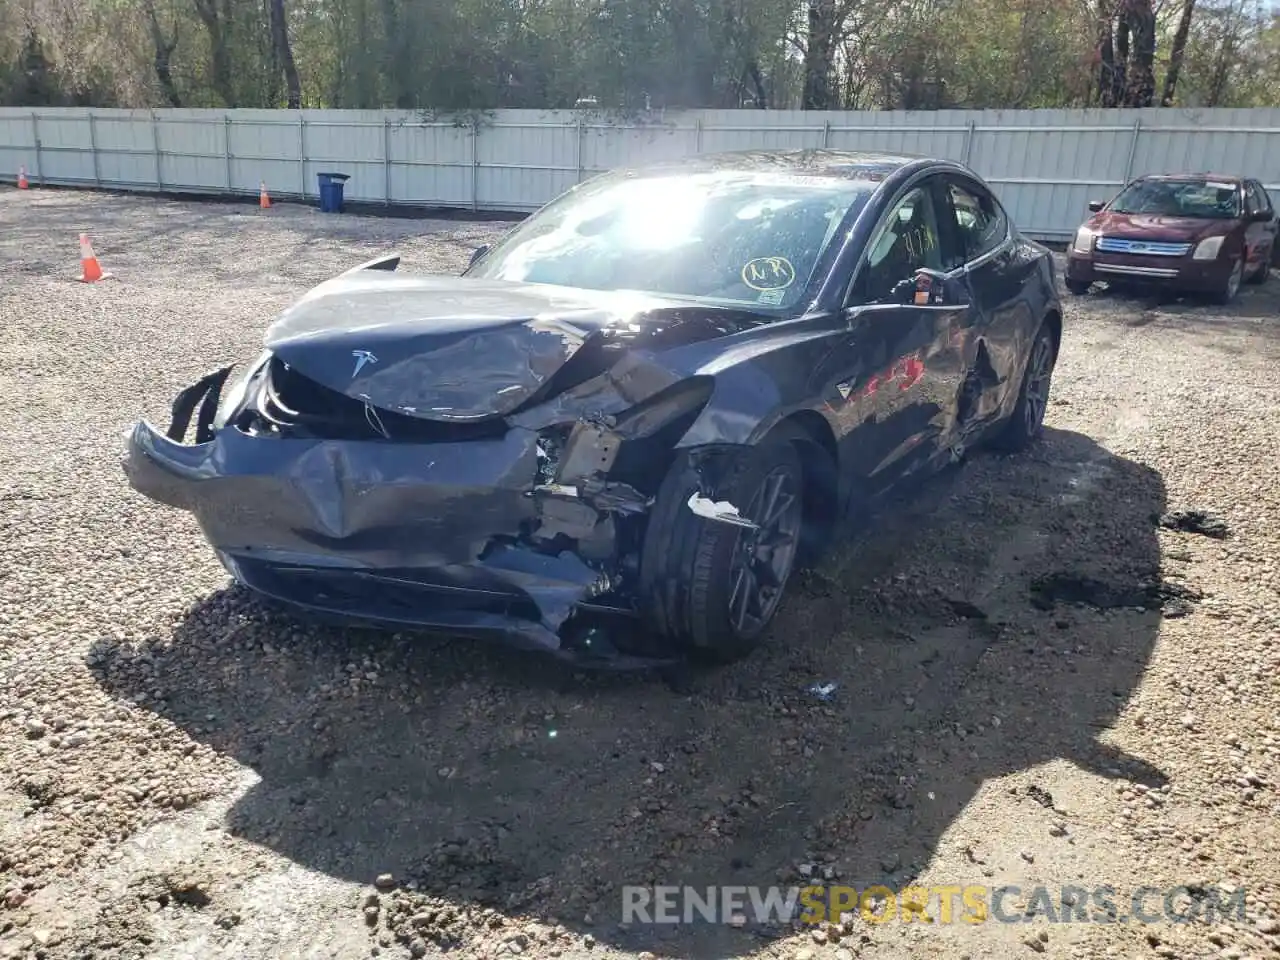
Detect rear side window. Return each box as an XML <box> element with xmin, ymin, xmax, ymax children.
<box><xmin>1246</xmin><ymin>181</ymin><xmax>1273</xmax><ymax>216</ymax></box>
<box><xmin>943</xmin><ymin>179</ymin><xmax>1008</xmax><ymax>267</ymax></box>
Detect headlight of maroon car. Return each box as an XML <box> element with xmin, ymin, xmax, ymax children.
<box><xmin>1191</xmin><ymin>236</ymin><xmax>1225</xmax><ymax>260</ymax></box>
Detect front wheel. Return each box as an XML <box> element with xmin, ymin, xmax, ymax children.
<box><xmin>638</xmin><ymin>426</ymin><xmax>810</xmax><ymax>663</ymax></box>
<box><xmin>989</xmin><ymin>322</ymin><xmax>1057</xmax><ymax>453</ymax></box>
<box><xmin>1212</xmin><ymin>258</ymin><xmax>1243</xmax><ymax>304</ymax></box>
<box><xmin>1065</xmin><ymin>278</ymin><xmax>1091</xmax><ymax>296</ymax></box>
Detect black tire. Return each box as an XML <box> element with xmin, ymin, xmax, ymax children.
<box><xmin>1212</xmin><ymin>257</ymin><xmax>1244</xmax><ymax>304</ymax></box>
<box><xmin>638</xmin><ymin>424</ymin><xmax>810</xmax><ymax>663</ymax></box>
<box><xmin>1065</xmin><ymin>278</ymin><xmax>1091</xmax><ymax>296</ymax></box>
<box><xmin>988</xmin><ymin>321</ymin><xmax>1057</xmax><ymax>453</ymax></box>
<box><xmin>1245</xmin><ymin>259</ymin><xmax>1269</xmax><ymax>286</ymax></box>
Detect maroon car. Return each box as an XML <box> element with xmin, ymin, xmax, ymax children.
<box><xmin>1065</xmin><ymin>173</ymin><xmax>1277</xmax><ymax>303</ymax></box>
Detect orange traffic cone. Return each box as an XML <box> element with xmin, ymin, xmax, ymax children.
<box><xmin>17</xmin><ymin>166</ymin><xmax>29</xmax><ymax>189</ymax></box>
<box><xmin>259</xmin><ymin>181</ymin><xmax>271</xmax><ymax>208</ymax></box>
<box><xmin>77</xmin><ymin>233</ymin><xmax>111</xmax><ymax>283</ymax></box>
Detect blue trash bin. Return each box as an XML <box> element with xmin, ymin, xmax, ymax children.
<box><xmin>316</xmin><ymin>172</ymin><xmax>351</xmax><ymax>213</ymax></box>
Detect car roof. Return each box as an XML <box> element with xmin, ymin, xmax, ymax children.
<box><xmin>603</xmin><ymin>149</ymin><xmax>946</xmax><ymax>184</ymax></box>
<box><xmin>1140</xmin><ymin>172</ymin><xmax>1246</xmax><ymax>185</ymax></box>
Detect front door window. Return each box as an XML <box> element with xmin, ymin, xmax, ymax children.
<box><xmin>855</xmin><ymin>185</ymin><xmax>944</xmax><ymax>305</ymax></box>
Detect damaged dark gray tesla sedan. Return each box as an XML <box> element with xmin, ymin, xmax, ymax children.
<box><xmin>122</xmin><ymin>150</ymin><xmax>1063</xmax><ymax>665</ymax></box>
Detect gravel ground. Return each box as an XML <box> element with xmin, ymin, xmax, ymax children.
<box><xmin>1</xmin><ymin>189</ymin><xmax>1278</xmax><ymax>960</ymax></box>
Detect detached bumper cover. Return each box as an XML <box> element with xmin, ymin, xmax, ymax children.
<box><xmin>121</xmin><ymin>379</ymin><xmax>627</xmax><ymax>656</ymax></box>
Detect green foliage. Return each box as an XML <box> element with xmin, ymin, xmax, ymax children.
<box><xmin>0</xmin><ymin>0</ymin><xmax>1275</xmax><ymax>110</ymax></box>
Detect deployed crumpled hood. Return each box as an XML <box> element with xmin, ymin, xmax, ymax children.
<box><xmin>263</xmin><ymin>272</ymin><xmax>718</xmax><ymax>421</ymax></box>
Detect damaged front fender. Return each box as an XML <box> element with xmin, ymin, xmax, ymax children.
<box><xmin>165</xmin><ymin>364</ymin><xmax>235</xmax><ymax>445</ymax></box>
<box><xmin>124</xmin><ymin>298</ymin><xmax>788</xmax><ymax>664</ymax></box>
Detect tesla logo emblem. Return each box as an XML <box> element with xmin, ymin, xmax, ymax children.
<box><xmin>351</xmin><ymin>349</ymin><xmax>378</xmax><ymax>378</ymax></box>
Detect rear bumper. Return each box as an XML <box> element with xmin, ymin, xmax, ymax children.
<box><xmin>120</xmin><ymin>377</ymin><xmax>645</xmax><ymax>661</ymax></box>
<box><xmin>1065</xmin><ymin>251</ymin><xmax>1235</xmax><ymax>291</ymax></box>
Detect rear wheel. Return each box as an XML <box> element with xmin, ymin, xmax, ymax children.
<box><xmin>989</xmin><ymin>322</ymin><xmax>1057</xmax><ymax>453</ymax></box>
<box><xmin>639</xmin><ymin>425</ymin><xmax>810</xmax><ymax>663</ymax></box>
<box><xmin>1245</xmin><ymin>255</ymin><xmax>1270</xmax><ymax>285</ymax></box>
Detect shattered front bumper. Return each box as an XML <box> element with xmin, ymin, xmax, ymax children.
<box><xmin>121</xmin><ymin>371</ymin><xmax>647</xmax><ymax>662</ymax></box>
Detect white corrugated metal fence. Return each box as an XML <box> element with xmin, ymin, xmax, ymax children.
<box><xmin>1</xmin><ymin>106</ymin><xmax>1278</xmax><ymax>240</ymax></box>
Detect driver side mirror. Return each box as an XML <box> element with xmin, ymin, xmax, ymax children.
<box><xmin>891</xmin><ymin>268</ymin><xmax>968</xmax><ymax>307</ymax></box>
<box><xmin>1248</xmin><ymin>209</ymin><xmax>1274</xmax><ymax>223</ymax></box>
<box><xmin>1087</xmin><ymin>200</ymin><xmax>1105</xmax><ymax>213</ymax></box>
<box><xmin>467</xmin><ymin>244</ymin><xmax>490</xmax><ymax>268</ymax></box>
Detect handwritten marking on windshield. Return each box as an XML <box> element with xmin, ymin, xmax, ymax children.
<box><xmin>742</xmin><ymin>256</ymin><xmax>796</xmax><ymax>291</ymax></box>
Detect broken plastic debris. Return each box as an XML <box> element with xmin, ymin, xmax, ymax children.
<box><xmin>686</xmin><ymin>492</ymin><xmax>758</xmax><ymax>529</ymax></box>
<box><xmin>807</xmin><ymin>682</ymin><xmax>838</xmax><ymax>701</ymax></box>
<box><xmin>535</xmin><ymin>483</ymin><xmax>580</xmax><ymax>498</ymax></box>
<box><xmin>358</xmin><ymin>396</ymin><xmax>390</xmax><ymax>439</ymax></box>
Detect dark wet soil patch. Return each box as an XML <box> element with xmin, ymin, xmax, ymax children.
<box><xmin>1029</xmin><ymin>573</ymin><xmax>1202</xmax><ymax>617</ymax></box>
<box><xmin>1155</xmin><ymin>510</ymin><xmax>1230</xmax><ymax>539</ymax></box>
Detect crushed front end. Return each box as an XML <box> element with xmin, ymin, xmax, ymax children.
<box><xmin>122</xmin><ymin>347</ymin><xmax>718</xmax><ymax>665</ymax></box>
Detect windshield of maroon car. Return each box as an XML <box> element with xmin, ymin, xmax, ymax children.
<box><xmin>1108</xmin><ymin>179</ymin><xmax>1241</xmax><ymax>219</ymax></box>
<box><xmin>466</xmin><ymin>171</ymin><xmax>878</xmax><ymax>309</ymax></box>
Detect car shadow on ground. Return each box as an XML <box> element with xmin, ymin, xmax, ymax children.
<box><xmin>88</xmin><ymin>426</ymin><xmax>1176</xmax><ymax>959</ymax></box>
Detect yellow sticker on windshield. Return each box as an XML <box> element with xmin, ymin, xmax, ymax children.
<box><xmin>742</xmin><ymin>257</ymin><xmax>796</xmax><ymax>291</ymax></box>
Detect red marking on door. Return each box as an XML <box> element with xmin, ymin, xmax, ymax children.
<box><xmin>896</xmin><ymin>355</ymin><xmax>925</xmax><ymax>391</ymax></box>
<box><xmin>848</xmin><ymin>352</ymin><xmax>925</xmax><ymax>405</ymax></box>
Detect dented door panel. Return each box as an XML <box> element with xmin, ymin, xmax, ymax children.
<box><xmin>814</xmin><ymin>300</ymin><xmax>969</xmax><ymax>500</ymax></box>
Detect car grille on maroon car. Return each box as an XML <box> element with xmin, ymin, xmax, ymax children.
<box><xmin>1096</xmin><ymin>237</ymin><xmax>1193</xmax><ymax>257</ymax></box>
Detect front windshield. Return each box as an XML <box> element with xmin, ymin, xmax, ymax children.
<box><xmin>467</xmin><ymin>170</ymin><xmax>875</xmax><ymax>310</ymax></box>
<box><xmin>1109</xmin><ymin>178</ymin><xmax>1241</xmax><ymax>219</ymax></box>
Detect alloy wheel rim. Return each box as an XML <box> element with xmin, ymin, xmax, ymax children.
<box><xmin>1023</xmin><ymin>335</ymin><xmax>1054</xmax><ymax>435</ymax></box>
<box><xmin>727</xmin><ymin>466</ymin><xmax>802</xmax><ymax>637</ymax></box>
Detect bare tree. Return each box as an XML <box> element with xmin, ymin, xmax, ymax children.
<box><xmin>1122</xmin><ymin>0</ymin><xmax>1156</xmax><ymax>105</ymax></box>
<box><xmin>142</xmin><ymin>0</ymin><xmax>182</xmax><ymax>106</ymax></box>
<box><xmin>1093</xmin><ymin>0</ymin><xmax>1119</xmax><ymax>105</ymax></box>
<box><xmin>1112</xmin><ymin>5</ymin><xmax>1130</xmax><ymax>104</ymax></box>
<box><xmin>802</xmin><ymin>0</ymin><xmax>838</xmax><ymax>108</ymax></box>
<box><xmin>1160</xmin><ymin>0</ymin><xmax>1196</xmax><ymax>105</ymax></box>
<box><xmin>269</xmin><ymin>0</ymin><xmax>301</xmax><ymax>107</ymax></box>
<box><xmin>192</xmin><ymin>0</ymin><xmax>236</xmax><ymax>106</ymax></box>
